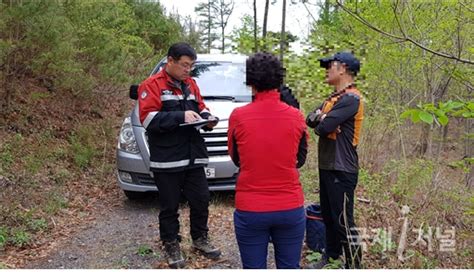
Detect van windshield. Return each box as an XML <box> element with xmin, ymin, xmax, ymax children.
<box><xmin>192</xmin><ymin>62</ymin><xmax>251</xmax><ymax>102</ymax></box>
<box><xmin>154</xmin><ymin>61</ymin><xmax>252</xmax><ymax>102</ymax></box>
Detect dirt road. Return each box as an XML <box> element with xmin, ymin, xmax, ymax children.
<box><xmin>25</xmin><ymin>192</ymin><xmax>278</xmax><ymax>269</ymax></box>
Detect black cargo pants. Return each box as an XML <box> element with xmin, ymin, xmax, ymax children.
<box><xmin>153</xmin><ymin>167</ymin><xmax>210</xmax><ymax>243</ymax></box>
<box><xmin>319</xmin><ymin>169</ymin><xmax>362</xmax><ymax>268</ymax></box>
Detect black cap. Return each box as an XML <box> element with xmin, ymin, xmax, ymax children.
<box><xmin>319</xmin><ymin>52</ymin><xmax>360</xmax><ymax>75</ymax></box>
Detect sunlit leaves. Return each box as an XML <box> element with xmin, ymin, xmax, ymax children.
<box><xmin>401</xmin><ymin>100</ymin><xmax>474</xmax><ymax>126</ymax></box>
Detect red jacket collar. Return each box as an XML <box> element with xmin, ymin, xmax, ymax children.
<box><xmin>254</xmin><ymin>90</ymin><xmax>280</xmax><ymax>102</ymax></box>
<box><xmin>157</xmin><ymin>65</ymin><xmax>192</xmax><ymax>88</ymax></box>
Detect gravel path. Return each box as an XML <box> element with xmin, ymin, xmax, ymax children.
<box><xmin>26</xmin><ymin>192</ymin><xmax>278</xmax><ymax>269</ymax></box>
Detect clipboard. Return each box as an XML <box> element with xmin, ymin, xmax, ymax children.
<box><xmin>179</xmin><ymin>118</ymin><xmax>228</xmax><ymax>129</ymax></box>
<box><xmin>179</xmin><ymin>119</ymin><xmax>214</xmax><ymax>127</ymax></box>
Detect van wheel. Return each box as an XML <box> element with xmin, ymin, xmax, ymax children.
<box><xmin>123</xmin><ymin>190</ymin><xmax>148</xmax><ymax>200</ymax></box>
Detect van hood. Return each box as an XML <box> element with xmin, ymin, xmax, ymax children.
<box><xmin>131</xmin><ymin>100</ymin><xmax>248</xmax><ymax>128</ymax></box>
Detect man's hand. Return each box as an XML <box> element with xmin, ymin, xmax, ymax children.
<box><xmin>184</xmin><ymin>110</ymin><xmax>201</xmax><ymax>123</ymax></box>
<box><xmin>206</xmin><ymin>115</ymin><xmax>219</xmax><ymax>128</ymax></box>
<box><xmin>306</xmin><ymin>109</ymin><xmax>323</xmax><ymax>128</ymax></box>
<box><xmin>319</xmin><ymin>112</ymin><xmax>326</xmax><ymax>122</ymax></box>
<box><xmin>318</xmin><ymin>114</ymin><xmax>341</xmax><ymax>133</ymax></box>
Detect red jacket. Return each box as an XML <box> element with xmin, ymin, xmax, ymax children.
<box><xmin>228</xmin><ymin>90</ymin><xmax>308</xmax><ymax>212</ymax></box>
<box><xmin>138</xmin><ymin>67</ymin><xmax>211</xmax><ymax>172</ymax></box>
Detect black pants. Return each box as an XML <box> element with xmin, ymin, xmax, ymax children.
<box><xmin>154</xmin><ymin>167</ymin><xmax>210</xmax><ymax>242</ymax></box>
<box><xmin>319</xmin><ymin>169</ymin><xmax>362</xmax><ymax>268</ymax></box>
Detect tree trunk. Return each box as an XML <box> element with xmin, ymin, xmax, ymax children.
<box><xmin>262</xmin><ymin>0</ymin><xmax>269</xmax><ymax>50</ymax></box>
<box><xmin>466</xmin><ymin>117</ymin><xmax>473</xmax><ymax>188</ymax></box>
<box><xmin>253</xmin><ymin>0</ymin><xmax>258</xmax><ymax>52</ymax></box>
<box><xmin>280</xmin><ymin>0</ymin><xmax>286</xmax><ymax>61</ymax></box>
<box><xmin>207</xmin><ymin>0</ymin><xmax>212</xmax><ymax>53</ymax></box>
<box><xmin>221</xmin><ymin>2</ymin><xmax>225</xmax><ymax>53</ymax></box>
<box><xmin>221</xmin><ymin>24</ymin><xmax>225</xmax><ymax>53</ymax></box>
<box><xmin>420</xmin><ymin>123</ymin><xmax>432</xmax><ymax>157</ymax></box>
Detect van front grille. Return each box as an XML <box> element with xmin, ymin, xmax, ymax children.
<box><xmin>203</xmin><ymin>130</ymin><xmax>228</xmax><ymax>156</ymax></box>
<box><xmin>144</xmin><ymin>129</ymin><xmax>229</xmax><ymax>156</ymax></box>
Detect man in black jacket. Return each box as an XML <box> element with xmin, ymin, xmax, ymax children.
<box><xmin>138</xmin><ymin>43</ymin><xmax>220</xmax><ymax>268</ymax></box>
<box><xmin>307</xmin><ymin>52</ymin><xmax>364</xmax><ymax>269</ymax></box>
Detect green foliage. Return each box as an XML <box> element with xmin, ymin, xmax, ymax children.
<box><xmin>230</xmin><ymin>14</ymin><xmax>258</xmax><ymax>54</ymax></box>
<box><xmin>69</xmin><ymin>126</ymin><xmax>98</xmax><ymax>169</ymax></box>
<box><xmin>305</xmin><ymin>250</ymin><xmax>343</xmax><ymax>269</ymax></box>
<box><xmin>63</xmin><ymin>0</ymin><xmax>154</xmax><ymax>93</ymax></box>
<box><xmin>468</xmin><ymin>196</ymin><xmax>474</xmax><ymax>216</ymax></box>
<box><xmin>415</xmin><ymin>250</ymin><xmax>439</xmax><ymax>269</ymax></box>
<box><xmin>369</xmin><ymin>228</ymin><xmax>395</xmax><ymax>256</ymax></box>
<box><xmin>30</xmin><ymin>91</ymin><xmax>51</xmax><ymax>101</ymax></box>
<box><xmin>0</xmin><ymin>226</ymin><xmax>8</xmax><ymax>249</ymax></box>
<box><xmin>28</xmin><ymin>218</ymin><xmax>48</xmax><ymax>232</ymax></box>
<box><xmin>127</xmin><ymin>0</ymin><xmax>181</xmax><ymax>55</ymax></box>
<box><xmin>306</xmin><ymin>250</ymin><xmax>322</xmax><ymax>263</ymax></box>
<box><xmin>0</xmin><ymin>0</ymin><xmax>179</xmax><ymax>100</ymax></box>
<box><xmin>0</xmin><ymin>134</ymin><xmax>22</xmax><ymax>174</ymax></box>
<box><xmin>230</xmin><ymin>13</ymin><xmax>298</xmax><ymax>56</ymax></box>
<box><xmin>0</xmin><ymin>143</ymin><xmax>14</xmax><ymax>174</ymax></box>
<box><xmin>10</xmin><ymin>229</ymin><xmax>31</xmax><ymax>247</ymax></box>
<box><xmin>53</xmin><ymin>168</ymin><xmax>71</xmax><ymax>185</ymax></box>
<box><xmin>137</xmin><ymin>244</ymin><xmax>153</xmax><ymax>257</ymax></box>
<box><xmin>401</xmin><ymin>100</ymin><xmax>474</xmax><ymax>126</ymax></box>
<box><xmin>388</xmin><ymin>159</ymin><xmax>433</xmax><ymax>202</ymax></box>
<box><xmin>358</xmin><ymin>168</ymin><xmax>388</xmax><ymax>201</ymax></box>
<box><xmin>300</xmin><ymin>166</ymin><xmax>319</xmax><ymax>203</ymax></box>
<box><xmin>45</xmin><ymin>192</ymin><xmax>68</xmax><ymax>215</ymax></box>
<box><xmin>325</xmin><ymin>257</ymin><xmax>344</xmax><ymax>269</ymax></box>
<box><xmin>117</xmin><ymin>256</ymin><xmax>130</xmax><ymax>268</ymax></box>
<box><xmin>448</xmin><ymin>157</ymin><xmax>474</xmax><ymax>174</ymax></box>
<box><xmin>195</xmin><ymin>0</ymin><xmax>219</xmax><ymax>53</ymax></box>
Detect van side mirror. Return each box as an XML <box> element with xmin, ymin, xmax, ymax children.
<box><xmin>129</xmin><ymin>84</ymin><xmax>139</xmax><ymax>100</ymax></box>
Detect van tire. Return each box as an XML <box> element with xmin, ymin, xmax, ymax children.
<box><xmin>123</xmin><ymin>190</ymin><xmax>149</xmax><ymax>200</ymax></box>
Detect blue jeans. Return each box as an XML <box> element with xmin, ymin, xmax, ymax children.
<box><xmin>234</xmin><ymin>207</ymin><xmax>305</xmax><ymax>269</ymax></box>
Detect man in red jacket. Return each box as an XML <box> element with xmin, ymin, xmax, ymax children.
<box><xmin>138</xmin><ymin>43</ymin><xmax>220</xmax><ymax>268</ymax></box>
<box><xmin>228</xmin><ymin>52</ymin><xmax>308</xmax><ymax>268</ymax></box>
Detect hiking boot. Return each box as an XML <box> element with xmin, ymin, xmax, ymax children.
<box><xmin>163</xmin><ymin>240</ymin><xmax>185</xmax><ymax>269</ymax></box>
<box><xmin>192</xmin><ymin>235</ymin><xmax>221</xmax><ymax>260</ymax></box>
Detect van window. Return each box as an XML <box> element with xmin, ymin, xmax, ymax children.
<box><xmin>153</xmin><ymin>61</ymin><xmax>251</xmax><ymax>102</ymax></box>
<box><xmin>192</xmin><ymin>62</ymin><xmax>251</xmax><ymax>101</ymax></box>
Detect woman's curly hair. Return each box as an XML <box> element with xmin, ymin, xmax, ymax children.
<box><xmin>246</xmin><ymin>52</ymin><xmax>285</xmax><ymax>91</ymax></box>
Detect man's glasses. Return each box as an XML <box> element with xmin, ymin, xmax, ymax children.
<box><xmin>176</xmin><ymin>61</ymin><xmax>195</xmax><ymax>70</ymax></box>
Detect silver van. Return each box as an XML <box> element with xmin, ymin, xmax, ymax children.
<box><xmin>116</xmin><ymin>54</ymin><xmax>250</xmax><ymax>199</ymax></box>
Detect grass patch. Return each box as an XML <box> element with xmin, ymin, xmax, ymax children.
<box><xmin>10</xmin><ymin>229</ymin><xmax>31</xmax><ymax>247</ymax></box>
<box><xmin>69</xmin><ymin>126</ymin><xmax>98</xmax><ymax>169</ymax></box>
<box><xmin>305</xmin><ymin>250</ymin><xmax>322</xmax><ymax>263</ymax></box>
<box><xmin>300</xmin><ymin>166</ymin><xmax>319</xmax><ymax>203</ymax></box>
<box><xmin>0</xmin><ymin>226</ymin><xmax>8</xmax><ymax>249</ymax></box>
<box><xmin>0</xmin><ymin>143</ymin><xmax>14</xmax><ymax>174</ymax></box>
<box><xmin>389</xmin><ymin>159</ymin><xmax>433</xmax><ymax>202</ymax></box>
<box><xmin>28</xmin><ymin>218</ymin><xmax>48</xmax><ymax>232</ymax></box>
<box><xmin>30</xmin><ymin>91</ymin><xmax>51</xmax><ymax>101</ymax></box>
<box><xmin>24</xmin><ymin>154</ymin><xmax>43</xmax><ymax>176</ymax></box>
<box><xmin>45</xmin><ymin>192</ymin><xmax>68</xmax><ymax>215</ymax></box>
<box><xmin>137</xmin><ymin>244</ymin><xmax>153</xmax><ymax>257</ymax></box>
<box><xmin>52</xmin><ymin>168</ymin><xmax>71</xmax><ymax>185</ymax></box>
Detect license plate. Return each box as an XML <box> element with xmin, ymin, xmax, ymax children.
<box><xmin>204</xmin><ymin>167</ymin><xmax>215</xmax><ymax>178</ymax></box>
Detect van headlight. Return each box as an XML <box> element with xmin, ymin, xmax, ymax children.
<box><xmin>118</xmin><ymin>117</ymin><xmax>139</xmax><ymax>153</ymax></box>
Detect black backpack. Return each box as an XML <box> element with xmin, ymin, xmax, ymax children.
<box><xmin>306</xmin><ymin>204</ymin><xmax>326</xmax><ymax>253</ymax></box>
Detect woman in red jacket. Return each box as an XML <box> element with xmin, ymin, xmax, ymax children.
<box><xmin>227</xmin><ymin>52</ymin><xmax>309</xmax><ymax>269</ymax></box>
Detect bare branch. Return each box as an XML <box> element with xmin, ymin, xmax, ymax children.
<box><xmin>334</xmin><ymin>0</ymin><xmax>474</xmax><ymax>65</ymax></box>
<box><xmin>302</xmin><ymin>1</ymin><xmax>317</xmax><ymax>23</ymax></box>
<box><xmin>459</xmin><ymin>0</ymin><xmax>474</xmax><ymax>13</ymax></box>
